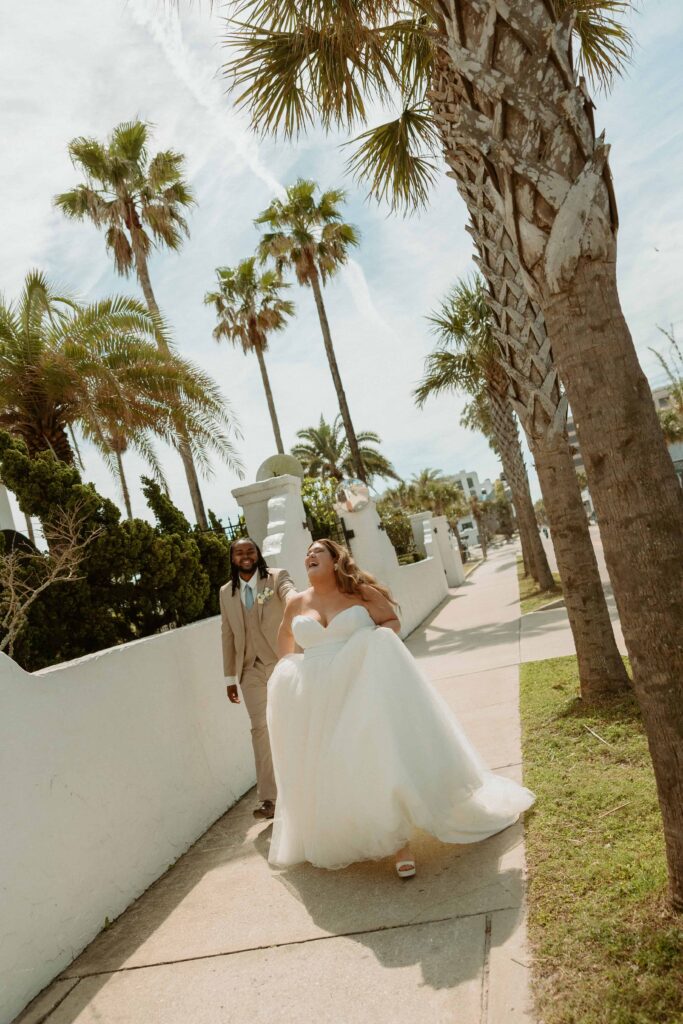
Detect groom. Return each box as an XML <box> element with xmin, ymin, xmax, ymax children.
<box><xmin>220</xmin><ymin>538</ymin><xmax>296</xmax><ymax>819</ymax></box>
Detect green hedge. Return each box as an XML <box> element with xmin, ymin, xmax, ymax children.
<box><xmin>0</xmin><ymin>433</ymin><xmax>232</xmax><ymax>671</ymax></box>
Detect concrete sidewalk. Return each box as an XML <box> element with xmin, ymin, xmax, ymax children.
<box><xmin>519</xmin><ymin>525</ymin><xmax>626</xmax><ymax>664</ymax></box>
<box><xmin>17</xmin><ymin>548</ymin><xmax>534</xmax><ymax>1024</ymax></box>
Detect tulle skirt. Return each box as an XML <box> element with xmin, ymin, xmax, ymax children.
<box><xmin>267</xmin><ymin>625</ymin><xmax>534</xmax><ymax>870</ymax></box>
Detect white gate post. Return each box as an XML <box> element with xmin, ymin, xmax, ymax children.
<box><xmin>431</xmin><ymin>515</ymin><xmax>466</xmax><ymax>586</ymax></box>
<box><xmin>232</xmin><ymin>475</ymin><xmax>312</xmax><ymax>590</ymax></box>
<box><xmin>340</xmin><ymin>498</ymin><xmax>400</xmax><ymax>581</ymax></box>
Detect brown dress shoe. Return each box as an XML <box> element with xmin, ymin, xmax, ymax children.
<box><xmin>253</xmin><ymin>800</ymin><xmax>276</xmax><ymax>819</ymax></box>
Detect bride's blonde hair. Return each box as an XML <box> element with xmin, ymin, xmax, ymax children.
<box><xmin>310</xmin><ymin>539</ymin><xmax>399</xmax><ymax>609</ymax></box>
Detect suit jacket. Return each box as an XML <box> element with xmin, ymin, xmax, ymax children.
<box><xmin>220</xmin><ymin>567</ymin><xmax>295</xmax><ymax>681</ymax></box>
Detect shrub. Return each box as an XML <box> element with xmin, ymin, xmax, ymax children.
<box><xmin>301</xmin><ymin>476</ymin><xmax>339</xmax><ymax>539</ymax></box>
<box><xmin>0</xmin><ymin>434</ymin><xmax>232</xmax><ymax>670</ymax></box>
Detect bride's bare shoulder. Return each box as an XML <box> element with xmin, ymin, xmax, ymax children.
<box><xmin>287</xmin><ymin>589</ymin><xmax>314</xmax><ymax>615</ymax></box>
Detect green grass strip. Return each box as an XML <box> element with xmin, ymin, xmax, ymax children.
<box><xmin>517</xmin><ymin>555</ymin><xmax>563</xmax><ymax>614</ymax></box>
<box><xmin>520</xmin><ymin>656</ymin><xmax>683</xmax><ymax>1023</ymax></box>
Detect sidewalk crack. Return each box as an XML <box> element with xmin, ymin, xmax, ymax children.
<box><xmin>480</xmin><ymin>912</ymin><xmax>492</xmax><ymax>1024</ymax></box>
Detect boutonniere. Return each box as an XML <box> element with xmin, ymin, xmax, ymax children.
<box><xmin>257</xmin><ymin>587</ymin><xmax>274</xmax><ymax>605</ymax></box>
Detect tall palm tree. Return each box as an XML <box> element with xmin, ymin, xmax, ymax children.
<box><xmin>225</xmin><ymin>1</ymin><xmax>683</xmax><ymax>911</ymax></box>
<box><xmin>459</xmin><ymin>380</ymin><xmax>538</xmax><ymax>578</ymax></box>
<box><xmin>0</xmin><ymin>272</ymin><xmax>242</xmax><ymax>519</ymax></box>
<box><xmin>292</xmin><ymin>414</ymin><xmax>399</xmax><ymax>484</ymax></box>
<box><xmin>204</xmin><ymin>258</ymin><xmax>293</xmax><ymax>454</ymax></box>
<box><xmin>256</xmin><ymin>179</ymin><xmax>367</xmax><ymax>481</ymax></box>
<box><xmin>427</xmin><ymin>2</ymin><xmax>683</xmax><ymax>908</ymax></box>
<box><xmin>54</xmin><ymin>119</ymin><xmax>211</xmax><ymax>528</ymax></box>
<box><xmin>416</xmin><ymin>276</ymin><xmax>629</xmax><ymax>696</ymax></box>
<box><xmin>417</xmin><ymin>284</ymin><xmax>553</xmax><ymax>588</ymax></box>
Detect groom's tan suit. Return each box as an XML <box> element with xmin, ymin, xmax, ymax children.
<box><xmin>220</xmin><ymin>567</ymin><xmax>295</xmax><ymax>802</ymax></box>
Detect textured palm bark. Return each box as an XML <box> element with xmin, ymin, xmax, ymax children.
<box><xmin>532</xmin><ymin>429</ymin><xmax>629</xmax><ymax>695</ymax></box>
<box><xmin>115</xmin><ymin>447</ymin><xmax>134</xmax><ymax>520</ymax></box>
<box><xmin>254</xmin><ymin>345</ymin><xmax>285</xmax><ymax>454</ymax></box>
<box><xmin>429</xmin><ymin>54</ymin><xmax>627</xmax><ymax>696</ymax></box>
<box><xmin>132</xmin><ymin>239</ymin><xmax>209</xmax><ymax>529</ymax></box>
<box><xmin>309</xmin><ymin>270</ymin><xmax>367</xmax><ymax>482</ymax></box>
<box><xmin>431</xmin><ymin>0</ymin><xmax>683</xmax><ymax>907</ymax></box>
<box><xmin>486</xmin><ymin>388</ymin><xmax>554</xmax><ymax>589</ymax></box>
<box><xmin>29</xmin><ymin>423</ymin><xmax>74</xmax><ymax>464</ymax></box>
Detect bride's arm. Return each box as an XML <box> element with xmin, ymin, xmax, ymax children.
<box><xmin>360</xmin><ymin>585</ymin><xmax>401</xmax><ymax>635</ymax></box>
<box><xmin>277</xmin><ymin>595</ymin><xmax>302</xmax><ymax>657</ymax></box>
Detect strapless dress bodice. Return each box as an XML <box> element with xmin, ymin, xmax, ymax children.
<box><xmin>292</xmin><ymin>605</ymin><xmax>374</xmax><ymax>653</ymax></box>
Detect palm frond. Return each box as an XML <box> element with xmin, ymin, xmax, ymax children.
<box><xmin>346</xmin><ymin>103</ymin><xmax>441</xmax><ymax>212</ymax></box>
<box><xmin>556</xmin><ymin>0</ymin><xmax>635</xmax><ymax>90</ymax></box>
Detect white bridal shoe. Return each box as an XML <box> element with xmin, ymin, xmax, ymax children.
<box><xmin>395</xmin><ymin>859</ymin><xmax>416</xmax><ymax>879</ymax></box>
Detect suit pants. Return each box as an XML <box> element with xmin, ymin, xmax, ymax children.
<box><xmin>240</xmin><ymin>658</ymin><xmax>277</xmax><ymax>802</ymax></box>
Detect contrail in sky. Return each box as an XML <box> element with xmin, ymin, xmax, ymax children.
<box><xmin>127</xmin><ymin>0</ymin><xmax>396</xmax><ymax>344</ymax></box>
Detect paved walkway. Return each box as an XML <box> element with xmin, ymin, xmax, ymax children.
<box><xmin>19</xmin><ymin>547</ymin><xmax>541</xmax><ymax>1024</ymax></box>
<box><xmin>520</xmin><ymin>525</ymin><xmax>626</xmax><ymax>664</ymax></box>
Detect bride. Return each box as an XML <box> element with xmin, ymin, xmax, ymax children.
<box><xmin>267</xmin><ymin>539</ymin><xmax>535</xmax><ymax>878</ymax></box>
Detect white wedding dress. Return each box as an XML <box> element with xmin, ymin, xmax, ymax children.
<box><xmin>267</xmin><ymin>605</ymin><xmax>534</xmax><ymax>870</ymax></box>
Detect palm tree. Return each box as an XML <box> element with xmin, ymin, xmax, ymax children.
<box><xmin>54</xmin><ymin>119</ymin><xmax>211</xmax><ymax>528</ymax></box>
<box><xmin>204</xmin><ymin>258</ymin><xmax>293</xmax><ymax>454</ymax></box>
<box><xmin>292</xmin><ymin>414</ymin><xmax>399</xmax><ymax>484</ymax></box>
<box><xmin>0</xmin><ymin>272</ymin><xmax>242</xmax><ymax>519</ymax></box>
<box><xmin>416</xmin><ymin>276</ymin><xmax>629</xmax><ymax>695</ymax></box>
<box><xmin>460</xmin><ymin>386</ymin><xmax>535</xmax><ymax>578</ymax></box>
<box><xmin>382</xmin><ymin>470</ymin><xmax>468</xmax><ymax>522</ymax></box>
<box><xmin>417</xmin><ymin>286</ymin><xmax>553</xmax><ymax>589</ymax></box>
<box><xmin>225</xmin><ymin>2</ymin><xmax>683</xmax><ymax>910</ymax></box>
<box><xmin>255</xmin><ymin>180</ymin><xmax>368</xmax><ymax>481</ymax></box>
<box><xmin>428</xmin><ymin>4</ymin><xmax>683</xmax><ymax>906</ymax></box>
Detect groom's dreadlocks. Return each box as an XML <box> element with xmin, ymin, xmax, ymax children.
<box><xmin>229</xmin><ymin>537</ymin><xmax>269</xmax><ymax>595</ymax></box>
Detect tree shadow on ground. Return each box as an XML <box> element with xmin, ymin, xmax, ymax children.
<box><xmin>254</xmin><ymin>819</ymin><xmax>527</xmax><ymax>993</ymax></box>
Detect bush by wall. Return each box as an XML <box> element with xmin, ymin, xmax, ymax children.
<box><xmin>0</xmin><ymin>434</ymin><xmax>232</xmax><ymax>670</ymax></box>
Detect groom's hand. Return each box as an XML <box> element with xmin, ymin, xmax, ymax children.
<box><xmin>226</xmin><ymin>684</ymin><xmax>240</xmax><ymax>704</ymax></box>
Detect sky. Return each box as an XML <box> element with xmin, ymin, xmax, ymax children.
<box><xmin>1</xmin><ymin>0</ymin><xmax>682</xmax><ymax>527</ymax></box>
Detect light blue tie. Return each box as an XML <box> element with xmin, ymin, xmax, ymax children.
<box><xmin>244</xmin><ymin>585</ymin><xmax>254</xmax><ymax>610</ymax></box>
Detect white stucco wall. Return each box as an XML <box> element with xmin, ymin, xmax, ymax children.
<box><xmin>392</xmin><ymin>556</ymin><xmax>448</xmax><ymax>637</ymax></box>
<box><xmin>0</xmin><ymin>617</ymin><xmax>255</xmax><ymax>1024</ymax></box>
<box><xmin>0</xmin><ymin>483</ymin><xmax>15</xmax><ymax>531</ymax></box>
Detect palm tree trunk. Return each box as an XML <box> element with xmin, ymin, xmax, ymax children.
<box><xmin>132</xmin><ymin>243</ymin><xmax>209</xmax><ymax>529</ymax></box>
<box><xmin>433</xmin><ymin>3</ymin><xmax>683</xmax><ymax>907</ymax></box>
<box><xmin>254</xmin><ymin>345</ymin><xmax>284</xmax><ymax>454</ymax></box>
<box><xmin>36</xmin><ymin>424</ymin><xmax>74</xmax><ymax>464</ymax></box>
<box><xmin>486</xmin><ymin>389</ymin><xmax>554</xmax><ymax>589</ymax></box>
<box><xmin>309</xmin><ymin>270</ymin><xmax>366</xmax><ymax>483</ymax></box>
<box><xmin>68</xmin><ymin>425</ymin><xmax>85</xmax><ymax>470</ymax></box>
<box><xmin>24</xmin><ymin>513</ymin><xmax>35</xmax><ymax>545</ymax></box>
<box><xmin>431</xmin><ymin>53</ymin><xmax>629</xmax><ymax>694</ymax></box>
<box><xmin>519</xmin><ymin>531</ymin><xmax>532</xmax><ymax>577</ymax></box>
<box><xmin>532</xmin><ymin>428</ymin><xmax>630</xmax><ymax>697</ymax></box>
<box><xmin>115</xmin><ymin>448</ymin><xmax>134</xmax><ymax>520</ymax></box>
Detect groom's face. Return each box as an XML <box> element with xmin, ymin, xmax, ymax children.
<box><xmin>232</xmin><ymin>541</ymin><xmax>259</xmax><ymax>577</ymax></box>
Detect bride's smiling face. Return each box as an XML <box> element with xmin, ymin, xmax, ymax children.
<box><xmin>305</xmin><ymin>542</ymin><xmax>336</xmax><ymax>583</ymax></box>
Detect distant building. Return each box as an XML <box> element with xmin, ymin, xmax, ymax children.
<box><xmin>445</xmin><ymin>470</ymin><xmax>495</xmax><ymax>547</ymax></box>
<box><xmin>446</xmin><ymin>469</ymin><xmax>494</xmax><ymax>500</ymax></box>
<box><xmin>652</xmin><ymin>384</ymin><xmax>675</xmax><ymax>412</ymax></box>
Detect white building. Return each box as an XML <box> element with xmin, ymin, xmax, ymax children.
<box><xmin>445</xmin><ymin>470</ymin><xmax>494</xmax><ymax>547</ymax></box>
